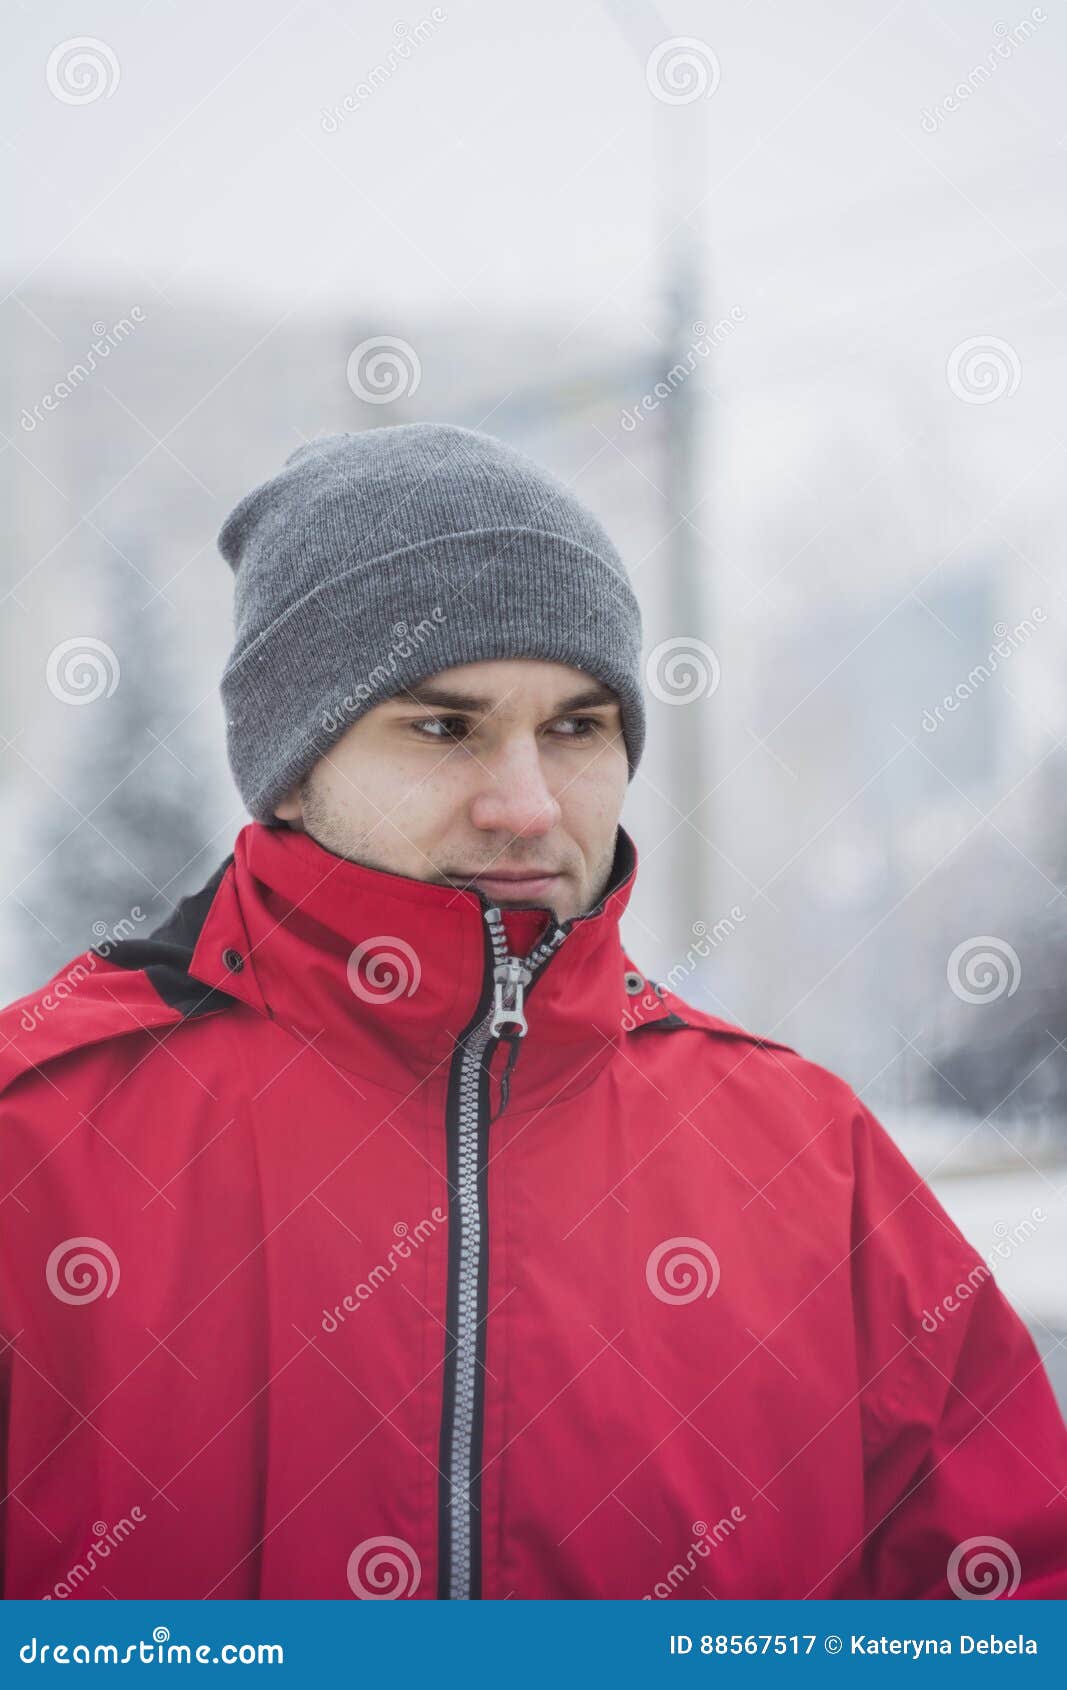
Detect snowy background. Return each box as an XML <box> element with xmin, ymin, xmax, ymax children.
<box><xmin>1</xmin><ymin>0</ymin><xmax>1065</xmax><ymax>1397</ymax></box>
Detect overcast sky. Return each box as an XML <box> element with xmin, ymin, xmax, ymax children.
<box><xmin>4</xmin><ymin>0</ymin><xmax>1066</xmax><ymax>1104</ymax></box>
<box><xmin>3</xmin><ymin>0</ymin><xmax>1064</xmax><ymax>335</ymax></box>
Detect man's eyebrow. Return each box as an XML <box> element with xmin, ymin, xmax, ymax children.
<box><xmin>389</xmin><ymin>681</ymin><xmax>619</xmax><ymax>714</ymax></box>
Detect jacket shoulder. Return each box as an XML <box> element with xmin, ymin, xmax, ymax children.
<box><xmin>622</xmin><ymin>967</ymin><xmax>867</xmax><ymax>1108</ymax></box>
<box><xmin>0</xmin><ymin>856</ymin><xmax>239</xmax><ymax>1100</ymax></box>
<box><xmin>622</xmin><ymin>966</ymin><xmax>798</xmax><ymax>1058</ymax></box>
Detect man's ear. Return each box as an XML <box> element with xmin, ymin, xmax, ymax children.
<box><xmin>272</xmin><ymin>782</ymin><xmax>303</xmax><ymax>824</ymax></box>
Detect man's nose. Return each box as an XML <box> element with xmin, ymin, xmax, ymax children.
<box><xmin>468</xmin><ymin>735</ymin><xmax>562</xmax><ymax>837</ymax></box>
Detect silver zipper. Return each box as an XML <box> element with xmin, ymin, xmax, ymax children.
<box><xmin>444</xmin><ymin>904</ymin><xmax>567</xmax><ymax>1600</ymax></box>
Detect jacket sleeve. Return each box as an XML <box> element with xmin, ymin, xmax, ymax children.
<box><xmin>845</xmin><ymin>1097</ymin><xmax>1067</xmax><ymax>1599</ymax></box>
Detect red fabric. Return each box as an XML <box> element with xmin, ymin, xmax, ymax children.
<box><xmin>1</xmin><ymin>821</ymin><xmax>1065</xmax><ymax>1599</ymax></box>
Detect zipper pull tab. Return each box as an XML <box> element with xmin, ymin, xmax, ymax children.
<box><xmin>491</xmin><ymin>1032</ymin><xmax>522</xmax><ymax>1122</ymax></box>
<box><xmin>490</xmin><ymin>957</ymin><xmax>532</xmax><ymax>1038</ymax></box>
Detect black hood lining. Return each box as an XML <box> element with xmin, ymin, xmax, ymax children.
<box><xmin>91</xmin><ymin>855</ymin><xmax>238</xmax><ymax>1019</ymax></box>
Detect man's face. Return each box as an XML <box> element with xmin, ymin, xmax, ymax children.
<box><xmin>273</xmin><ymin>658</ymin><xmax>629</xmax><ymax>922</ymax></box>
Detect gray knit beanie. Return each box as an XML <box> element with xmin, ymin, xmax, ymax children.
<box><xmin>218</xmin><ymin>422</ymin><xmax>646</xmax><ymax>825</ymax></box>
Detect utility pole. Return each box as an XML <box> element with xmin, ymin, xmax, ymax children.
<box><xmin>607</xmin><ymin>0</ymin><xmax>715</xmax><ymax>953</ymax></box>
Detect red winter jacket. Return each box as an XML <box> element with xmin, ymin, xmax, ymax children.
<box><xmin>2</xmin><ymin>821</ymin><xmax>1066</xmax><ymax>1601</ymax></box>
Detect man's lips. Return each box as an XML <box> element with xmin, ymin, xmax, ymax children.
<box><xmin>449</xmin><ymin>870</ymin><xmax>564</xmax><ymax>897</ymax></box>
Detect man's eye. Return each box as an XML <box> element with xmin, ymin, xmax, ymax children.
<box><xmin>410</xmin><ymin>715</ymin><xmax>600</xmax><ymax>744</ymax></box>
<box><xmin>413</xmin><ymin>716</ymin><xmax>468</xmax><ymax>741</ymax></box>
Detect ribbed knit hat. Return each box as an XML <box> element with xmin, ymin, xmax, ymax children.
<box><xmin>218</xmin><ymin>422</ymin><xmax>645</xmax><ymax>825</ymax></box>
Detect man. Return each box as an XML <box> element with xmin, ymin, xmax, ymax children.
<box><xmin>1</xmin><ymin>423</ymin><xmax>1066</xmax><ymax>1602</ymax></box>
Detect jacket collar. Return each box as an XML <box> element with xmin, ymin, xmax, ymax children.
<box><xmin>188</xmin><ymin>820</ymin><xmax>641</xmax><ymax>1113</ymax></box>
